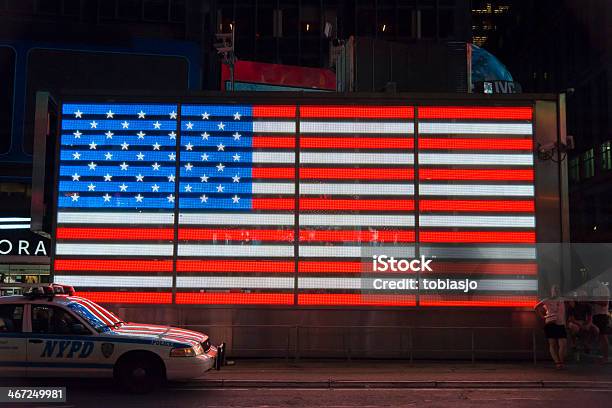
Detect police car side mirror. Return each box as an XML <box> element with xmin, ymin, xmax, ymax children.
<box><xmin>71</xmin><ymin>323</ymin><xmax>89</xmax><ymax>335</ymax></box>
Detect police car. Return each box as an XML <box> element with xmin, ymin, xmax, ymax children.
<box><xmin>0</xmin><ymin>284</ymin><xmax>224</xmax><ymax>392</ymax></box>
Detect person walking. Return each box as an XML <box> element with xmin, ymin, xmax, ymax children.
<box><xmin>591</xmin><ymin>281</ymin><xmax>610</xmax><ymax>364</ymax></box>
<box><xmin>535</xmin><ymin>285</ymin><xmax>567</xmax><ymax>369</ymax></box>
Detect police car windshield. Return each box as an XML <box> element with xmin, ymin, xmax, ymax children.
<box><xmin>66</xmin><ymin>302</ymin><xmax>123</xmax><ymax>333</ymax></box>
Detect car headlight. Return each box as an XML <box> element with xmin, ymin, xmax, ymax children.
<box><xmin>170</xmin><ymin>343</ymin><xmax>203</xmax><ymax>357</ymax></box>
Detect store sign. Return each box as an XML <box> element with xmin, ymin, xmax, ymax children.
<box><xmin>0</xmin><ymin>231</ymin><xmax>49</xmax><ymax>257</ymax></box>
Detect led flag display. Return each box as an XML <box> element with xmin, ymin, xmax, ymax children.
<box><xmin>54</xmin><ymin>103</ymin><xmax>537</xmax><ymax>307</ymax></box>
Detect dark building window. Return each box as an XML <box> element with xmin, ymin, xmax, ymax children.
<box><xmin>569</xmin><ymin>157</ymin><xmax>580</xmax><ymax>183</ymax></box>
<box><xmin>602</xmin><ymin>141</ymin><xmax>612</xmax><ymax>171</ymax></box>
<box><xmin>582</xmin><ymin>148</ymin><xmax>595</xmax><ymax>179</ymax></box>
<box><xmin>0</xmin><ymin>47</ymin><xmax>15</xmax><ymax>154</ymax></box>
<box><xmin>144</xmin><ymin>0</ymin><xmax>170</xmax><ymax>22</ymax></box>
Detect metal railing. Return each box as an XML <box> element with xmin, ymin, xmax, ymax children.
<box><xmin>181</xmin><ymin>324</ymin><xmax>543</xmax><ymax>364</ymax></box>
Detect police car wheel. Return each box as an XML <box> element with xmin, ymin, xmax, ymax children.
<box><xmin>115</xmin><ymin>352</ymin><xmax>165</xmax><ymax>393</ymax></box>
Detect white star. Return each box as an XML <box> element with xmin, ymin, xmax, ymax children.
<box><xmin>167</xmin><ymin>174</ymin><xmax>175</xmax><ymax>182</ymax></box>
<box><xmin>168</xmin><ymin>131</ymin><xmax>177</xmax><ymax>139</ymax></box>
<box><xmin>121</xmin><ymin>142</ymin><xmax>129</xmax><ymax>150</ymax></box>
<box><xmin>184</xmin><ymin>162</ymin><xmax>193</xmax><ymax>171</ymax></box>
<box><xmin>71</xmin><ymin>173</ymin><xmax>80</xmax><ymax>181</ymax></box>
<box><xmin>104</xmin><ymin>152</ymin><xmax>113</xmax><ymax>160</ymax></box>
<box><xmin>218</xmin><ymin>122</ymin><xmax>225</xmax><ymax>130</ymax></box>
<box><xmin>73</xmin><ymin>130</ymin><xmax>82</xmax><ymax>138</ymax></box>
<box><xmin>89</xmin><ymin>141</ymin><xmax>97</xmax><ymax>150</ymax></box>
<box><xmin>200</xmin><ymin>174</ymin><xmax>209</xmax><ymax>182</ymax></box>
<box><xmin>232</xmin><ymin>153</ymin><xmax>241</xmax><ymax>162</ymax></box>
<box><xmin>74</xmin><ymin>110</ymin><xmax>83</xmax><ymax>118</ymax></box>
<box><xmin>200</xmin><ymin>194</ymin><xmax>208</xmax><ymax>203</ymax></box>
<box><xmin>201</xmin><ymin>153</ymin><xmax>209</xmax><ymax>161</ymax></box>
<box><xmin>136</xmin><ymin>152</ymin><xmax>145</xmax><ymax>160</ymax></box>
<box><xmin>168</xmin><ymin>152</ymin><xmax>176</xmax><ymax>161</ymax></box>
<box><xmin>103</xmin><ymin>193</ymin><xmax>111</xmax><ymax>202</ymax></box>
<box><xmin>136</xmin><ymin>131</ymin><xmax>146</xmax><ymax>139</ymax></box>
<box><xmin>216</xmin><ymin>163</ymin><xmax>225</xmax><ymax>172</ymax></box>
<box><xmin>135</xmin><ymin>194</ymin><xmax>144</xmax><ymax>202</ymax></box>
<box><xmin>71</xmin><ymin>193</ymin><xmax>80</xmax><ymax>201</ymax></box>
<box><xmin>119</xmin><ymin>162</ymin><xmax>129</xmax><ymax>171</ymax></box>
<box><xmin>184</xmin><ymin>184</ymin><xmax>193</xmax><ymax>192</ymax></box>
<box><xmin>137</xmin><ymin>110</ymin><xmax>146</xmax><ymax>119</ymax></box>
<box><xmin>233</xmin><ymin>112</ymin><xmax>241</xmax><ymax>120</ymax></box>
<box><xmin>152</xmin><ymin>162</ymin><xmax>161</xmax><ymax>171</ymax></box>
<box><xmin>201</xmin><ymin>132</ymin><xmax>209</xmax><ymax>140</ymax></box>
<box><xmin>217</xmin><ymin>143</ymin><xmax>225</xmax><ymax>151</ymax></box>
<box><xmin>105</xmin><ymin>131</ymin><xmax>114</xmax><ymax>139</ymax></box>
<box><xmin>216</xmin><ymin>184</ymin><xmax>225</xmax><ymax>193</ymax></box>
<box><xmin>135</xmin><ymin>174</ymin><xmax>144</xmax><ymax>182</ymax></box>
<box><xmin>169</xmin><ymin>110</ymin><xmax>177</xmax><ymax>119</ymax></box>
<box><xmin>104</xmin><ymin>174</ymin><xmax>113</xmax><ymax>181</ymax></box>
<box><xmin>151</xmin><ymin>184</ymin><xmax>160</xmax><ymax>192</ymax></box>
<box><xmin>87</xmin><ymin>183</ymin><xmax>96</xmax><ymax>191</ymax></box>
<box><xmin>88</xmin><ymin>162</ymin><xmax>97</xmax><ymax>170</ymax></box>
<box><xmin>201</xmin><ymin>112</ymin><xmax>210</xmax><ymax>120</ymax></box>
<box><xmin>153</xmin><ymin>121</ymin><xmax>161</xmax><ymax>129</ymax></box>
<box><xmin>232</xmin><ymin>132</ymin><xmax>241</xmax><ymax>140</ymax></box>
<box><xmin>186</xmin><ymin>122</ymin><xmax>194</xmax><ymax>130</ymax></box>
<box><xmin>106</xmin><ymin>110</ymin><xmax>114</xmax><ymax>118</ymax></box>
<box><xmin>119</xmin><ymin>183</ymin><xmax>128</xmax><ymax>192</ymax></box>
<box><xmin>167</xmin><ymin>194</ymin><xmax>175</xmax><ymax>203</ymax></box>
<box><xmin>90</xmin><ymin>121</ymin><xmax>98</xmax><ymax>129</ymax></box>
<box><xmin>121</xmin><ymin>121</ymin><xmax>129</xmax><ymax>129</ymax></box>
<box><xmin>232</xmin><ymin>174</ymin><xmax>241</xmax><ymax>183</ymax></box>
<box><xmin>232</xmin><ymin>194</ymin><xmax>240</xmax><ymax>204</ymax></box>
<box><xmin>185</xmin><ymin>142</ymin><xmax>193</xmax><ymax>150</ymax></box>
<box><xmin>152</xmin><ymin>142</ymin><xmax>161</xmax><ymax>150</ymax></box>
<box><xmin>72</xmin><ymin>152</ymin><xmax>81</xmax><ymax>160</ymax></box>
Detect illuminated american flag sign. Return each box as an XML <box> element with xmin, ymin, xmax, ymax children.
<box><xmin>53</xmin><ymin>102</ymin><xmax>537</xmax><ymax>307</ymax></box>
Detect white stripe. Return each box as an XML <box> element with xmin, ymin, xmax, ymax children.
<box><xmin>252</xmin><ymin>121</ymin><xmax>296</xmax><ymax>133</ymax></box>
<box><xmin>419</xmin><ymin>215</ymin><xmax>535</xmax><ymax>228</ymax></box>
<box><xmin>301</xmin><ymin>152</ymin><xmax>414</xmax><ymax>164</ymax></box>
<box><xmin>252</xmin><ymin>183</ymin><xmax>295</xmax><ymax>194</ymax></box>
<box><xmin>300</xmin><ymin>214</ymin><xmax>415</xmax><ymax>227</ymax></box>
<box><xmin>177</xmin><ymin>276</ymin><xmax>293</xmax><ymax>289</ymax></box>
<box><xmin>179</xmin><ymin>213</ymin><xmax>294</xmax><ymax>226</ymax></box>
<box><xmin>57</xmin><ymin>212</ymin><xmax>174</xmax><ymax>225</ymax></box>
<box><xmin>420</xmin><ymin>246</ymin><xmax>536</xmax><ymax>259</ymax></box>
<box><xmin>0</xmin><ymin>224</ymin><xmax>30</xmax><ymax>229</ymax></box>
<box><xmin>297</xmin><ymin>277</ymin><xmax>538</xmax><ymax>291</ymax></box>
<box><xmin>299</xmin><ymin>245</ymin><xmax>415</xmax><ymax>258</ymax></box>
<box><xmin>252</xmin><ymin>151</ymin><xmax>295</xmax><ymax>163</ymax></box>
<box><xmin>178</xmin><ymin>244</ymin><xmax>293</xmax><ymax>257</ymax></box>
<box><xmin>301</xmin><ymin>183</ymin><xmax>414</xmax><ymax>196</ymax></box>
<box><xmin>301</xmin><ymin>121</ymin><xmax>413</xmax><ymax>134</ymax></box>
<box><xmin>419</xmin><ymin>122</ymin><xmax>532</xmax><ymax>135</ymax></box>
<box><xmin>55</xmin><ymin>243</ymin><xmax>174</xmax><ymax>256</ymax></box>
<box><xmin>0</xmin><ymin>217</ymin><xmax>31</xmax><ymax>222</ymax></box>
<box><xmin>419</xmin><ymin>184</ymin><xmax>534</xmax><ymax>196</ymax></box>
<box><xmin>54</xmin><ymin>275</ymin><xmax>172</xmax><ymax>288</ymax></box>
<box><xmin>419</xmin><ymin>153</ymin><xmax>533</xmax><ymax>166</ymax></box>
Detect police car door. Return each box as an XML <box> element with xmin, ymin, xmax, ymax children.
<box><xmin>0</xmin><ymin>303</ymin><xmax>27</xmax><ymax>377</ymax></box>
<box><xmin>27</xmin><ymin>304</ymin><xmax>103</xmax><ymax>377</ymax></box>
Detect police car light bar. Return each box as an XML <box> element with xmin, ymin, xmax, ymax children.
<box><xmin>0</xmin><ymin>283</ymin><xmax>76</xmax><ymax>297</ymax></box>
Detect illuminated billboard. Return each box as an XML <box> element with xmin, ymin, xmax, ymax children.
<box><xmin>54</xmin><ymin>102</ymin><xmax>536</xmax><ymax>307</ymax></box>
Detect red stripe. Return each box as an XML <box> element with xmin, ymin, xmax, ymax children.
<box><xmin>299</xmin><ymin>230</ymin><xmax>415</xmax><ymax>243</ymax></box>
<box><xmin>420</xmin><ymin>199</ymin><xmax>535</xmax><ymax>212</ymax></box>
<box><xmin>56</xmin><ymin>227</ymin><xmax>173</xmax><ymax>241</ymax></box>
<box><xmin>252</xmin><ymin>137</ymin><xmax>295</xmax><ymax>148</ymax></box>
<box><xmin>419</xmin><ymin>295</ymin><xmax>537</xmax><ymax>308</ymax></box>
<box><xmin>74</xmin><ymin>296</ymin><xmax>121</xmax><ymax>324</ymax></box>
<box><xmin>300</xmin><ymin>198</ymin><xmax>414</xmax><ymax>211</ymax></box>
<box><xmin>418</xmin><ymin>107</ymin><xmax>532</xmax><ymax>120</ymax></box>
<box><xmin>423</xmin><ymin>262</ymin><xmax>538</xmax><ymax>275</ymax></box>
<box><xmin>176</xmin><ymin>292</ymin><xmax>294</xmax><ymax>305</ymax></box>
<box><xmin>420</xmin><ymin>231</ymin><xmax>536</xmax><ymax>243</ymax></box>
<box><xmin>179</xmin><ymin>228</ymin><xmax>294</xmax><ymax>242</ymax></box>
<box><xmin>300</xmin><ymin>168</ymin><xmax>414</xmax><ymax>180</ymax></box>
<box><xmin>252</xmin><ymin>198</ymin><xmax>295</xmax><ymax>210</ymax></box>
<box><xmin>298</xmin><ymin>293</ymin><xmax>416</xmax><ymax>306</ymax></box>
<box><xmin>419</xmin><ymin>138</ymin><xmax>532</xmax><ymax>150</ymax></box>
<box><xmin>252</xmin><ymin>105</ymin><xmax>296</xmax><ymax>118</ymax></box>
<box><xmin>54</xmin><ymin>259</ymin><xmax>173</xmax><ymax>272</ymax></box>
<box><xmin>298</xmin><ymin>261</ymin><xmax>363</xmax><ymax>273</ymax></box>
<box><xmin>301</xmin><ymin>137</ymin><xmax>413</xmax><ymax>149</ymax></box>
<box><xmin>419</xmin><ymin>169</ymin><xmax>534</xmax><ymax>181</ymax></box>
<box><xmin>300</xmin><ymin>106</ymin><xmax>414</xmax><ymax>119</ymax></box>
<box><xmin>177</xmin><ymin>260</ymin><xmax>294</xmax><ymax>273</ymax></box>
<box><xmin>252</xmin><ymin>167</ymin><xmax>295</xmax><ymax>179</ymax></box>
<box><xmin>75</xmin><ymin>292</ymin><xmax>172</xmax><ymax>304</ymax></box>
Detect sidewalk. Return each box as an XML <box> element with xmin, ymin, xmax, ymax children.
<box><xmin>190</xmin><ymin>359</ymin><xmax>612</xmax><ymax>389</ymax></box>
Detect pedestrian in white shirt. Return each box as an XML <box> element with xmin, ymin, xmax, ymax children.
<box><xmin>535</xmin><ymin>285</ymin><xmax>567</xmax><ymax>369</ymax></box>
